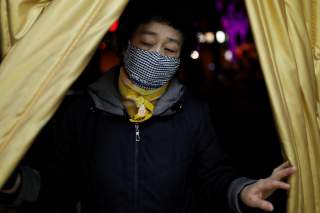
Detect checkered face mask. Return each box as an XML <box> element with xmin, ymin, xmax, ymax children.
<box><xmin>123</xmin><ymin>42</ymin><xmax>180</xmax><ymax>89</ymax></box>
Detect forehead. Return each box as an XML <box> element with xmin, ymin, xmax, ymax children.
<box><xmin>133</xmin><ymin>21</ymin><xmax>183</xmax><ymax>43</ymax></box>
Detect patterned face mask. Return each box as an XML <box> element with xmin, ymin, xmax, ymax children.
<box><xmin>123</xmin><ymin>42</ymin><xmax>180</xmax><ymax>89</ymax></box>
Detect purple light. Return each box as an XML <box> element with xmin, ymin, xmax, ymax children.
<box><xmin>221</xmin><ymin>3</ymin><xmax>249</xmax><ymax>60</ymax></box>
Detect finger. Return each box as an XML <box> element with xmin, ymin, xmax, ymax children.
<box><xmin>272</xmin><ymin>161</ymin><xmax>291</xmax><ymax>173</ymax></box>
<box><xmin>272</xmin><ymin>166</ymin><xmax>296</xmax><ymax>180</ymax></box>
<box><xmin>261</xmin><ymin>180</ymin><xmax>290</xmax><ymax>191</ymax></box>
<box><xmin>251</xmin><ymin>198</ymin><xmax>274</xmax><ymax>212</ymax></box>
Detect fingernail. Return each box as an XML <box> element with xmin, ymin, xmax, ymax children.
<box><xmin>270</xmin><ymin>204</ymin><xmax>274</xmax><ymax>211</ymax></box>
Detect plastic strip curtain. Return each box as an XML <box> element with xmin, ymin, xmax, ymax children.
<box><xmin>245</xmin><ymin>1</ymin><xmax>320</xmax><ymax>213</ymax></box>
<box><xmin>0</xmin><ymin>0</ymin><xmax>128</xmax><ymax>188</ymax></box>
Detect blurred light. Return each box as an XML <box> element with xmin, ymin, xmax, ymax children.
<box><xmin>190</xmin><ymin>50</ymin><xmax>199</xmax><ymax>59</ymax></box>
<box><xmin>208</xmin><ymin>63</ymin><xmax>216</xmax><ymax>71</ymax></box>
<box><xmin>224</xmin><ymin>50</ymin><xmax>233</xmax><ymax>61</ymax></box>
<box><xmin>216</xmin><ymin>31</ymin><xmax>226</xmax><ymax>43</ymax></box>
<box><xmin>109</xmin><ymin>20</ymin><xmax>119</xmax><ymax>32</ymax></box>
<box><xmin>197</xmin><ymin>33</ymin><xmax>206</xmax><ymax>43</ymax></box>
<box><xmin>205</xmin><ymin>32</ymin><xmax>215</xmax><ymax>43</ymax></box>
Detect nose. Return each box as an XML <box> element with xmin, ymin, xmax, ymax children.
<box><xmin>149</xmin><ymin>44</ymin><xmax>163</xmax><ymax>54</ymax></box>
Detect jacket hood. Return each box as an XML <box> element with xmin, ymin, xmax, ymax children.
<box><xmin>87</xmin><ymin>66</ymin><xmax>185</xmax><ymax>116</ymax></box>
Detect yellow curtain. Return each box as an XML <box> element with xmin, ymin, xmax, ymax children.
<box><xmin>0</xmin><ymin>0</ymin><xmax>51</xmax><ymax>60</ymax></box>
<box><xmin>0</xmin><ymin>0</ymin><xmax>128</xmax><ymax>188</ymax></box>
<box><xmin>245</xmin><ymin>1</ymin><xmax>320</xmax><ymax>213</ymax></box>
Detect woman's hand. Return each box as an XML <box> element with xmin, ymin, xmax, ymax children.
<box><xmin>240</xmin><ymin>161</ymin><xmax>296</xmax><ymax>212</ymax></box>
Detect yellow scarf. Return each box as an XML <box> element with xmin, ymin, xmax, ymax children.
<box><xmin>118</xmin><ymin>68</ymin><xmax>168</xmax><ymax>123</ymax></box>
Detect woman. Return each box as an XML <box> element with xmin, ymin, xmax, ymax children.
<box><xmin>1</xmin><ymin>3</ymin><xmax>295</xmax><ymax>213</ymax></box>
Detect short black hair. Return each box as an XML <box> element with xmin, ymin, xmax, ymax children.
<box><xmin>116</xmin><ymin>0</ymin><xmax>196</xmax><ymax>62</ymax></box>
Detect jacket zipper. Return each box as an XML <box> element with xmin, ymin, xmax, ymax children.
<box><xmin>134</xmin><ymin>123</ymin><xmax>140</xmax><ymax>213</ymax></box>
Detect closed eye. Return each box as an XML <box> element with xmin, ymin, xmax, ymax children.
<box><xmin>165</xmin><ymin>48</ymin><xmax>177</xmax><ymax>53</ymax></box>
<box><xmin>141</xmin><ymin>41</ymin><xmax>153</xmax><ymax>47</ymax></box>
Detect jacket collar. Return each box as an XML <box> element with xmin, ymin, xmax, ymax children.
<box><xmin>88</xmin><ymin>66</ymin><xmax>185</xmax><ymax>116</ymax></box>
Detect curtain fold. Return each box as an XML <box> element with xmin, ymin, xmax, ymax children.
<box><xmin>0</xmin><ymin>0</ymin><xmax>128</xmax><ymax>188</ymax></box>
<box><xmin>0</xmin><ymin>0</ymin><xmax>51</xmax><ymax>60</ymax></box>
<box><xmin>245</xmin><ymin>1</ymin><xmax>320</xmax><ymax>212</ymax></box>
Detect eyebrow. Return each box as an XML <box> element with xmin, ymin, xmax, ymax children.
<box><xmin>140</xmin><ymin>30</ymin><xmax>181</xmax><ymax>45</ymax></box>
<box><xmin>167</xmin><ymin>37</ymin><xmax>181</xmax><ymax>45</ymax></box>
<box><xmin>140</xmin><ymin>30</ymin><xmax>157</xmax><ymax>36</ymax></box>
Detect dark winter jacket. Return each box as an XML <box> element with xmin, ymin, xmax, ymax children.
<box><xmin>5</xmin><ymin>67</ymin><xmax>255</xmax><ymax>213</ymax></box>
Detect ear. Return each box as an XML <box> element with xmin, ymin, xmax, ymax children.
<box><xmin>121</xmin><ymin>40</ymin><xmax>131</xmax><ymax>56</ymax></box>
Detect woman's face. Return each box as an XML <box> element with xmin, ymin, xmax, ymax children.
<box><xmin>130</xmin><ymin>21</ymin><xmax>183</xmax><ymax>58</ymax></box>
